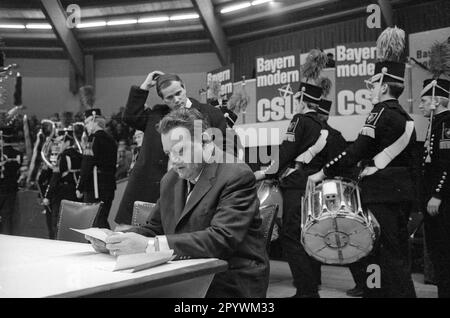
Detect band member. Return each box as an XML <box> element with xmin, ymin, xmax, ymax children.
<box><xmin>114</xmin><ymin>71</ymin><xmax>227</xmax><ymax>228</ymax></box>
<box><xmin>419</xmin><ymin>41</ymin><xmax>450</xmax><ymax>297</ymax></box>
<box><xmin>45</xmin><ymin>126</ymin><xmax>82</xmax><ymax>238</ymax></box>
<box><xmin>309</xmin><ymin>27</ymin><xmax>418</xmax><ymax>298</ymax></box>
<box><xmin>0</xmin><ymin>127</ymin><xmax>23</xmax><ymax>235</ymax></box>
<box><xmin>76</xmin><ymin>108</ymin><xmax>117</xmax><ymax>229</ymax></box>
<box><xmin>254</xmin><ymin>80</ymin><xmax>331</xmax><ymax>298</ymax></box>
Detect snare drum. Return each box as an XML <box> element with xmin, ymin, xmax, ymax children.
<box><xmin>301</xmin><ymin>178</ymin><xmax>379</xmax><ymax>265</ymax></box>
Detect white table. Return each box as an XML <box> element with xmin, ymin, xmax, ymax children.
<box><xmin>0</xmin><ymin>235</ymin><xmax>227</xmax><ymax>298</ymax></box>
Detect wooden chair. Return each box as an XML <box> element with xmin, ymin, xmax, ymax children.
<box><xmin>56</xmin><ymin>200</ymin><xmax>103</xmax><ymax>243</ymax></box>
<box><xmin>132</xmin><ymin>201</ymin><xmax>156</xmax><ymax>227</ymax></box>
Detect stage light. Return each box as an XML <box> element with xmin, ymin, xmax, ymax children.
<box><xmin>106</xmin><ymin>19</ymin><xmax>137</xmax><ymax>26</ymax></box>
<box><xmin>26</xmin><ymin>23</ymin><xmax>52</xmax><ymax>29</ymax></box>
<box><xmin>220</xmin><ymin>2</ymin><xmax>251</xmax><ymax>14</ymax></box>
<box><xmin>138</xmin><ymin>16</ymin><xmax>170</xmax><ymax>23</ymax></box>
<box><xmin>169</xmin><ymin>13</ymin><xmax>200</xmax><ymax>21</ymax></box>
<box><xmin>76</xmin><ymin>21</ymin><xmax>107</xmax><ymax>29</ymax></box>
<box><xmin>0</xmin><ymin>24</ymin><xmax>25</xmax><ymax>29</ymax></box>
<box><xmin>251</xmin><ymin>0</ymin><xmax>272</xmax><ymax>6</ymax></box>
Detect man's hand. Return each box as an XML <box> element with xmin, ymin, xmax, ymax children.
<box><xmin>140</xmin><ymin>71</ymin><xmax>165</xmax><ymax>91</ymax></box>
<box><xmin>427</xmin><ymin>197</ymin><xmax>441</xmax><ymax>216</ymax></box>
<box><xmin>85</xmin><ymin>229</ymin><xmax>114</xmax><ymax>254</ymax></box>
<box><xmin>308</xmin><ymin>169</ymin><xmax>326</xmax><ymax>184</ymax></box>
<box><xmin>76</xmin><ymin>190</ymin><xmax>83</xmax><ymax>199</ymax></box>
<box><xmin>254</xmin><ymin>170</ymin><xmax>266</xmax><ymax>181</ymax></box>
<box><xmin>105</xmin><ymin>232</ymin><xmax>149</xmax><ymax>256</ymax></box>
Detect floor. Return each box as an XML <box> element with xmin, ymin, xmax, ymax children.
<box><xmin>267</xmin><ymin>260</ymin><xmax>438</xmax><ymax>298</ymax></box>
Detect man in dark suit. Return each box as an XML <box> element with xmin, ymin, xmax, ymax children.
<box><xmin>115</xmin><ymin>72</ymin><xmax>227</xmax><ymax>229</ymax></box>
<box><xmin>87</xmin><ymin>108</ymin><xmax>269</xmax><ymax>298</ymax></box>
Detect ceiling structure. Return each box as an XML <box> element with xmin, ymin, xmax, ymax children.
<box><xmin>0</xmin><ymin>0</ymin><xmax>424</xmax><ymax>68</ymax></box>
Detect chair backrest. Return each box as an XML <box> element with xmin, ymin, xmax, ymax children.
<box><xmin>56</xmin><ymin>200</ymin><xmax>103</xmax><ymax>243</ymax></box>
<box><xmin>259</xmin><ymin>204</ymin><xmax>279</xmax><ymax>251</ymax></box>
<box><xmin>132</xmin><ymin>201</ymin><xmax>156</xmax><ymax>227</ymax></box>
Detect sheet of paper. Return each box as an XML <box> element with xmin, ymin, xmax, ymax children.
<box><xmin>70</xmin><ymin>227</ymin><xmax>113</xmax><ymax>242</ymax></box>
<box><xmin>114</xmin><ymin>250</ymin><xmax>175</xmax><ymax>272</ymax></box>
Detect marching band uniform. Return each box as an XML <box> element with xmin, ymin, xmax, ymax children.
<box><xmin>0</xmin><ymin>127</ymin><xmax>23</xmax><ymax>235</ymax></box>
<box><xmin>321</xmin><ymin>61</ymin><xmax>418</xmax><ymax>298</ymax></box>
<box><xmin>420</xmin><ymin>78</ymin><xmax>450</xmax><ymax>298</ymax></box>
<box><xmin>263</xmin><ymin>82</ymin><xmax>330</xmax><ymax>298</ymax></box>
<box><xmin>77</xmin><ymin>108</ymin><xmax>117</xmax><ymax>229</ymax></box>
<box><xmin>46</xmin><ymin>129</ymin><xmax>82</xmax><ymax>238</ymax></box>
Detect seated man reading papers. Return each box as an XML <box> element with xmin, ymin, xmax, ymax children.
<box><xmin>86</xmin><ymin>108</ymin><xmax>269</xmax><ymax>298</ymax></box>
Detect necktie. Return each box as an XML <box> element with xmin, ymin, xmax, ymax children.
<box><xmin>186</xmin><ymin>181</ymin><xmax>195</xmax><ymax>203</ymax></box>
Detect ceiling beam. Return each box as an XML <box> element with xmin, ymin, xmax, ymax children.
<box><xmin>40</xmin><ymin>0</ymin><xmax>85</xmax><ymax>77</ymax></box>
<box><xmin>377</xmin><ymin>0</ymin><xmax>394</xmax><ymax>27</ymax></box>
<box><xmin>191</xmin><ymin>0</ymin><xmax>229</xmax><ymax>65</ymax></box>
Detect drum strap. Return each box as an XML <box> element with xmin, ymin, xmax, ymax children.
<box><xmin>295</xmin><ymin>129</ymin><xmax>329</xmax><ymax>164</ymax></box>
<box><xmin>373</xmin><ymin>120</ymin><xmax>414</xmax><ymax>170</ymax></box>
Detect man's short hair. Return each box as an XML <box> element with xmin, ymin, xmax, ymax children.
<box><xmin>156</xmin><ymin>74</ymin><xmax>184</xmax><ymax>98</ymax></box>
<box><xmin>386</xmin><ymin>82</ymin><xmax>405</xmax><ymax>99</ymax></box>
<box><xmin>157</xmin><ymin>108</ymin><xmax>210</xmax><ymax>139</ymax></box>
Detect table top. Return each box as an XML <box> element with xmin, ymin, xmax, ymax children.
<box><xmin>0</xmin><ymin>234</ymin><xmax>227</xmax><ymax>298</ymax></box>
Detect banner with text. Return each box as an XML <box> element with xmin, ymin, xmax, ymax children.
<box><xmin>255</xmin><ymin>50</ymin><xmax>301</xmax><ymax>122</ymax></box>
<box><xmin>335</xmin><ymin>42</ymin><xmax>376</xmax><ymax>116</ymax></box>
<box><xmin>206</xmin><ymin>64</ymin><xmax>234</xmax><ymax>101</ymax></box>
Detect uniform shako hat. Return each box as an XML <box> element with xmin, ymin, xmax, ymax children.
<box><xmin>84</xmin><ymin>108</ymin><xmax>101</xmax><ymax>119</ymax></box>
<box><xmin>296</xmin><ymin>82</ymin><xmax>323</xmax><ymax>104</ymax></box>
<box><xmin>367</xmin><ymin>26</ymin><xmax>406</xmax><ymax>86</ymax></box>
<box><xmin>317</xmin><ymin>99</ymin><xmax>332</xmax><ymax>115</ymax></box>
<box><xmin>421</xmin><ymin>78</ymin><xmax>450</xmax><ymax>98</ymax></box>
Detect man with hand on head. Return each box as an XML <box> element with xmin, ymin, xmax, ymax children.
<box><xmin>115</xmin><ymin>71</ymin><xmax>227</xmax><ymax>229</ymax></box>
<box><xmin>87</xmin><ymin>108</ymin><xmax>268</xmax><ymax>298</ymax></box>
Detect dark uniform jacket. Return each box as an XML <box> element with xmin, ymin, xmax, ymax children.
<box><xmin>421</xmin><ymin>110</ymin><xmax>450</xmax><ymax>202</ymax></box>
<box><xmin>115</xmin><ymin>85</ymin><xmax>227</xmax><ymax>225</ymax></box>
<box><xmin>77</xmin><ymin>130</ymin><xmax>117</xmax><ymax>197</ymax></box>
<box><xmin>0</xmin><ymin>146</ymin><xmax>22</xmax><ymax>194</ymax></box>
<box><xmin>47</xmin><ymin>147</ymin><xmax>82</xmax><ymax>200</ymax></box>
<box><xmin>323</xmin><ymin>99</ymin><xmax>418</xmax><ymax>204</ymax></box>
<box><xmin>130</xmin><ymin>156</ymin><xmax>269</xmax><ymax>298</ymax></box>
<box><xmin>266</xmin><ymin>111</ymin><xmax>325</xmax><ymax>190</ymax></box>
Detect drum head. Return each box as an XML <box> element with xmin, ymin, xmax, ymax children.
<box><xmin>302</xmin><ymin>215</ymin><xmax>376</xmax><ymax>265</ymax></box>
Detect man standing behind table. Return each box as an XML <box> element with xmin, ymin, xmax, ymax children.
<box><xmin>87</xmin><ymin>108</ymin><xmax>269</xmax><ymax>298</ymax></box>
<box><xmin>114</xmin><ymin>71</ymin><xmax>227</xmax><ymax>229</ymax></box>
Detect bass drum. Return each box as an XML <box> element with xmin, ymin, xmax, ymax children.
<box><xmin>301</xmin><ymin>178</ymin><xmax>380</xmax><ymax>265</ymax></box>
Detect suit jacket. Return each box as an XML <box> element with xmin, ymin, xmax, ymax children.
<box><xmin>115</xmin><ymin>85</ymin><xmax>227</xmax><ymax>224</ymax></box>
<box><xmin>131</xmin><ymin>157</ymin><xmax>269</xmax><ymax>298</ymax></box>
